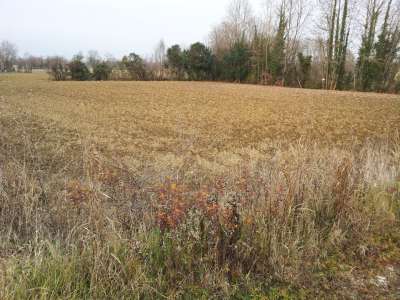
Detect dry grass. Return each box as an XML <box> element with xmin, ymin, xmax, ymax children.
<box><xmin>0</xmin><ymin>73</ymin><xmax>399</xmax><ymax>299</ymax></box>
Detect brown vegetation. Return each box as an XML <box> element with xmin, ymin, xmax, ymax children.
<box><xmin>0</xmin><ymin>73</ymin><xmax>399</xmax><ymax>298</ymax></box>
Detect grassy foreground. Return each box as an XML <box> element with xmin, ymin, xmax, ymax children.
<box><xmin>0</xmin><ymin>74</ymin><xmax>399</xmax><ymax>298</ymax></box>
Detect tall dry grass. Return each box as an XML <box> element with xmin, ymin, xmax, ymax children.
<box><xmin>0</xmin><ymin>112</ymin><xmax>399</xmax><ymax>298</ymax></box>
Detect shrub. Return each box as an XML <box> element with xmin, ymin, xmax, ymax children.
<box><xmin>92</xmin><ymin>62</ymin><xmax>112</xmax><ymax>81</ymax></box>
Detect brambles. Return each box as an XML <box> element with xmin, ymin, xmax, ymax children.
<box><xmin>0</xmin><ymin>73</ymin><xmax>399</xmax><ymax>298</ymax></box>
<box><xmin>156</xmin><ymin>181</ymin><xmax>189</xmax><ymax>231</ymax></box>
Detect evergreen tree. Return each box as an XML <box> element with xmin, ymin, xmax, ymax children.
<box><xmin>166</xmin><ymin>45</ymin><xmax>186</xmax><ymax>79</ymax></box>
<box><xmin>249</xmin><ymin>25</ymin><xmax>270</xmax><ymax>84</ymax></box>
<box><xmin>374</xmin><ymin>0</ymin><xmax>392</xmax><ymax>90</ymax></box>
<box><xmin>356</xmin><ymin>0</ymin><xmax>382</xmax><ymax>91</ymax></box>
<box><xmin>122</xmin><ymin>53</ymin><xmax>147</xmax><ymax>80</ymax></box>
<box><xmin>222</xmin><ymin>38</ymin><xmax>251</xmax><ymax>82</ymax></box>
<box><xmin>185</xmin><ymin>42</ymin><xmax>213</xmax><ymax>80</ymax></box>
<box><xmin>373</xmin><ymin>0</ymin><xmax>400</xmax><ymax>92</ymax></box>
<box><xmin>69</xmin><ymin>54</ymin><xmax>90</xmax><ymax>81</ymax></box>
<box><xmin>269</xmin><ymin>6</ymin><xmax>286</xmax><ymax>84</ymax></box>
<box><xmin>297</xmin><ymin>52</ymin><xmax>312</xmax><ymax>88</ymax></box>
<box><xmin>335</xmin><ymin>0</ymin><xmax>350</xmax><ymax>90</ymax></box>
<box><xmin>92</xmin><ymin>62</ymin><xmax>112</xmax><ymax>81</ymax></box>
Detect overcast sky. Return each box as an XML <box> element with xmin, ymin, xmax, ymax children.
<box><xmin>0</xmin><ymin>0</ymin><xmax>263</xmax><ymax>59</ymax></box>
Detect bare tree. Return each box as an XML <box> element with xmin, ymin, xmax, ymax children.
<box><xmin>0</xmin><ymin>40</ymin><xmax>18</xmax><ymax>72</ymax></box>
<box><xmin>86</xmin><ymin>50</ymin><xmax>101</xmax><ymax>71</ymax></box>
<box><xmin>226</xmin><ymin>0</ymin><xmax>255</xmax><ymax>42</ymax></box>
<box><xmin>46</xmin><ymin>56</ymin><xmax>68</xmax><ymax>81</ymax></box>
<box><xmin>153</xmin><ymin>39</ymin><xmax>167</xmax><ymax>80</ymax></box>
<box><xmin>17</xmin><ymin>53</ymin><xmax>34</xmax><ymax>73</ymax></box>
<box><xmin>283</xmin><ymin>0</ymin><xmax>310</xmax><ymax>82</ymax></box>
<box><xmin>316</xmin><ymin>0</ymin><xmax>354</xmax><ymax>89</ymax></box>
<box><xmin>209</xmin><ymin>0</ymin><xmax>255</xmax><ymax>56</ymax></box>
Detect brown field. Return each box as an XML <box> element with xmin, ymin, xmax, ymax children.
<box><xmin>1</xmin><ymin>73</ymin><xmax>399</xmax><ymax>163</ymax></box>
<box><xmin>1</xmin><ymin>73</ymin><xmax>400</xmax><ymax>299</ymax></box>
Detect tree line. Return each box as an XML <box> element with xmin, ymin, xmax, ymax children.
<box><xmin>1</xmin><ymin>0</ymin><xmax>400</xmax><ymax>93</ymax></box>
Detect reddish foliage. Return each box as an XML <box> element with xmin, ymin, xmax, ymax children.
<box><xmin>156</xmin><ymin>181</ymin><xmax>189</xmax><ymax>231</ymax></box>
<box><xmin>66</xmin><ymin>180</ymin><xmax>91</xmax><ymax>205</ymax></box>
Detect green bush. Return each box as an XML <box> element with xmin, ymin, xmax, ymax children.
<box><xmin>92</xmin><ymin>62</ymin><xmax>112</xmax><ymax>81</ymax></box>
<box><xmin>69</xmin><ymin>54</ymin><xmax>90</xmax><ymax>81</ymax></box>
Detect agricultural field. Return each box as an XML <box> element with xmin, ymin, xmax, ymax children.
<box><xmin>2</xmin><ymin>73</ymin><xmax>399</xmax><ymax>160</ymax></box>
<box><xmin>1</xmin><ymin>73</ymin><xmax>400</xmax><ymax>299</ymax></box>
